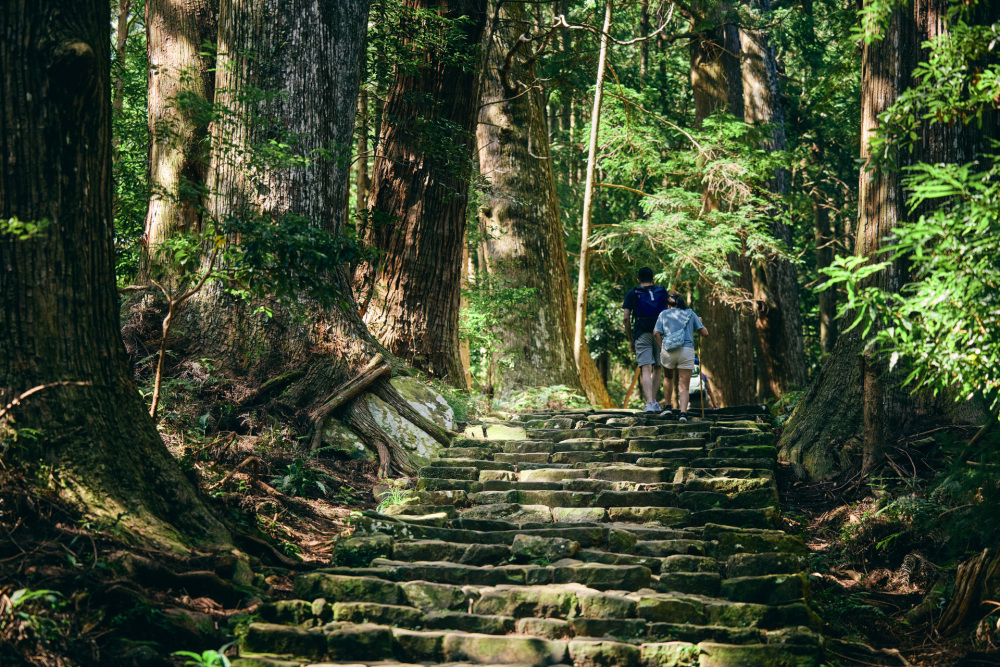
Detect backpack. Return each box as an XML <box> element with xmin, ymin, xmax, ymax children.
<box><xmin>633</xmin><ymin>286</ymin><xmax>668</xmax><ymax>331</ymax></box>
<box><xmin>662</xmin><ymin>310</ymin><xmax>693</xmax><ymax>351</ymax></box>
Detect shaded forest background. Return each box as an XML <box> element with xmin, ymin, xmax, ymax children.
<box><xmin>2</xmin><ymin>0</ymin><xmax>1000</xmax><ymax>664</ymax></box>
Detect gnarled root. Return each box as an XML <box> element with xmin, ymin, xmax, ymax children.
<box><xmin>344</xmin><ymin>396</ymin><xmax>414</xmax><ymax>478</ymax></box>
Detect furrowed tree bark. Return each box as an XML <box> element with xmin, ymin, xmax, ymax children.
<box><xmin>690</xmin><ymin>9</ymin><xmax>756</xmax><ymax>408</ymax></box>
<box><xmin>739</xmin><ymin>0</ymin><xmax>807</xmax><ymax>399</ymax></box>
<box><xmin>573</xmin><ymin>0</ymin><xmax>616</xmax><ymax>409</ymax></box>
<box><xmin>356</xmin><ymin>0</ymin><xmax>488</xmax><ymax>386</ymax></box>
<box><xmin>780</xmin><ymin>0</ymin><xmax>995</xmax><ymax>478</ymax></box>
<box><xmin>476</xmin><ymin>0</ymin><xmax>610</xmax><ymax>405</ymax></box>
<box><xmin>0</xmin><ymin>0</ymin><xmax>230</xmax><ymax>549</ymax></box>
<box><xmin>185</xmin><ymin>0</ymin><xmax>418</xmax><ymax>476</ymax></box>
<box><xmin>139</xmin><ymin>0</ymin><xmax>218</xmax><ymax>284</ymax></box>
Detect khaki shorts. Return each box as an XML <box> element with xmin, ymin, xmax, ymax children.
<box><xmin>635</xmin><ymin>332</ymin><xmax>660</xmax><ymax>367</ymax></box>
<box><xmin>660</xmin><ymin>346</ymin><xmax>696</xmax><ymax>370</ymax></box>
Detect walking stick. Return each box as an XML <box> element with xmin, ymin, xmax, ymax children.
<box><xmin>698</xmin><ymin>337</ymin><xmax>705</xmax><ymax>420</ymax></box>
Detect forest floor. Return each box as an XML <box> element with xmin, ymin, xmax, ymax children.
<box><xmin>2</xmin><ymin>375</ymin><xmax>996</xmax><ymax>666</ymax></box>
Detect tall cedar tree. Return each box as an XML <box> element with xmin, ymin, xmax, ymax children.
<box><xmin>0</xmin><ymin>0</ymin><xmax>230</xmax><ymax>548</ymax></box>
<box><xmin>140</xmin><ymin>0</ymin><xmax>217</xmax><ymax>283</ymax></box>
<box><xmin>740</xmin><ymin>0</ymin><xmax>807</xmax><ymax>398</ymax></box>
<box><xmin>689</xmin><ymin>10</ymin><xmax>757</xmax><ymax>407</ymax></box>
<box><xmin>476</xmin><ymin>0</ymin><xmax>613</xmax><ymax>405</ymax></box>
<box><xmin>357</xmin><ymin>0</ymin><xmax>488</xmax><ymax>387</ymax></box>
<box><xmin>188</xmin><ymin>0</ymin><xmax>445</xmax><ymax>475</ymax></box>
<box><xmin>779</xmin><ymin>0</ymin><xmax>997</xmax><ymax>477</ymax></box>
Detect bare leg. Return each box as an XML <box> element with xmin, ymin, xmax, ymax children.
<box><xmin>678</xmin><ymin>368</ymin><xmax>693</xmax><ymax>413</ymax></box>
<box><xmin>662</xmin><ymin>370</ymin><xmax>674</xmax><ymax>410</ymax></box>
<box><xmin>652</xmin><ymin>365</ymin><xmax>662</xmax><ymax>404</ymax></box>
<box><xmin>640</xmin><ymin>364</ymin><xmax>655</xmax><ymax>404</ymax></box>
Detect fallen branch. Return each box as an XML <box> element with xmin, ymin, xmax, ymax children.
<box><xmin>208</xmin><ymin>455</ymin><xmax>261</xmax><ymax>491</ymax></box>
<box><xmin>310</xmin><ymin>354</ymin><xmax>391</xmax><ymax>451</ymax></box>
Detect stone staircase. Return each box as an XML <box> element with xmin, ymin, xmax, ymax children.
<box><xmin>233</xmin><ymin>406</ymin><xmax>833</xmax><ymax>667</ymax></box>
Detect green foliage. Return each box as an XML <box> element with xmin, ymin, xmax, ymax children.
<box><xmin>270</xmin><ymin>458</ymin><xmax>334</xmax><ymax>498</ymax></box>
<box><xmin>112</xmin><ymin>0</ymin><xmax>150</xmax><ymax>284</ymax></box>
<box><xmin>376</xmin><ymin>478</ymin><xmax>413</xmax><ymax>513</ymax></box>
<box><xmin>173</xmin><ymin>649</ymin><xmax>231</xmax><ymax>667</ymax></box>
<box><xmin>461</xmin><ymin>268</ymin><xmax>538</xmax><ymax>389</ymax></box>
<box><xmin>823</xmin><ymin>153</ymin><xmax>1000</xmax><ymax>409</ymax></box>
<box><xmin>497</xmin><ymin>385</ymin><xmax>592</xmax><ymax>413</ymax></box>
<box><xmin>1</xmin><ymin>589</ymin><xmax>66</xmax><ymax>640</ymax></box>
<box><xmin>0</xmin><ymin>217</ymin><xmax>51</xmax><ymax>241</ymax></box>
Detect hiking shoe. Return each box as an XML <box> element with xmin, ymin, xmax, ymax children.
<box><xmin>678</xmin><ymin>412</ymin><xmax>688</xmax><ymax>422</ymax></box>
<box><xmin>642</xmin><ymin>401</ymin><xmax>659</xmax><ymax>413</ymax></box>
<box><xmin>659</xmin><ymin>407</ymin><xmax>673</xmax><ymax>416</ymax></box>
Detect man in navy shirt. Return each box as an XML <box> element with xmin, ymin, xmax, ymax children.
<box><xmin>622</xmin><ymin>267</ymin><xmax>668</xmax><ymax>412</ymax></box>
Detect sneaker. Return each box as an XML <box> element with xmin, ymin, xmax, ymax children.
<box><xmin>678</xmin><ymin>412</ymin><xmax>688</xmax><ymax>422</ymax></box>
<box><xmin>643</xmin><ymin>401</ymin><xmax>659</xmax><ymax>413</ymax></box>
<box><xmin>659</xmin><ymin>407</ymin><xmax>673</xmax><ymax>416</ymax></box>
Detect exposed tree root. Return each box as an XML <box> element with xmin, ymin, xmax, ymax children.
<box><xmin>310</xmin><ymin>354</ymin><xmax>392</xmax><ymax>450</ymax></box>
<box><xmin>938</xmin><ymin>548</ymin><xmax>1000</xmax><ymax>636</ymax></box>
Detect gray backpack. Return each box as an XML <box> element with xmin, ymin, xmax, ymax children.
<box><xmin>662</xmin><ymin>310</ymin><xmax>693</xmax><ymax>351</ymax></box>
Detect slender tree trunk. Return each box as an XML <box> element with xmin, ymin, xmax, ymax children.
<box><xmin>814</xmin><ymin>197</ymin><xmax>837</xmax><ymax>354</ymax></box>
<box><xmin>573</xmin><ymin>0</ymin><xmax>613</xmax><ymax>371</ymax></box>
<box><xmin>356</xmin><ymin>88</ymin><xmax>369</xmax><ymax>215</ymax></box>
<box><xmin>0</xmin><ymin>0</ymin><xmax>230</xmax><ymax>549</ymax></box>
<box><xmin>690</xmin><ymin>12</ymin><xmax>756</xmax><ymax>408</ymax></box>
<box><xmin>639</xmin><ymin>0</ymin><xmax>649</xmax><ymax>81</ymax></box>
<box><xmin>740</xmin><ymin>0</ymin><xmax>807</xmax><ymax>398</ymax></box>
<box><xmin>356</xmin><ymin>0</ymin><xmax>488</xmax><ymax>386</ymax></box>
<box><xmin>478</xmin><ymin>0</ymin><xmax>610</xmax><ymax>405</ymax></box>
<box><xmin>139</xmin><ymin>0</ymin><xmax>218</xmax><ymax>284</ymax></box>
<box><xmin>112</xmin><ymin>0</ymin><xmax>132</xmax><ymax>121</ymax></box>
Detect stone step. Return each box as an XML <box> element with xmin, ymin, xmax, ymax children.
<box><xmin>627</xmin><ymin>438</ymin><xmax>708</xmax><ymax>453</ymax></box>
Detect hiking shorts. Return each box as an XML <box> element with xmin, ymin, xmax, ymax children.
<box><xmin>635</xmin><ymin>332</ymin><xmax>660</xmax><ymax>367</ymax></box>
<box><xmin>660</xmin><ymin>346</ymin><xmax>696</xmax><ymax>370</ymax></box>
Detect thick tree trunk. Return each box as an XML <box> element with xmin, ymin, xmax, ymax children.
<box><xmin>186</xmin><ymin>0</ymin><xmax>417</xmax><ymax>476</ymax></box>
<box><xmin>690</xmin><ymin>14</ymin><xmax>756</xmax><ymax>408</ymax></box>
<box><xmin>814</xmin><ymin>199</ymin><xmax>837</xmax><ymax>354</ymax></box>
<box><xmin>356</xmin><ymin>88</ymin><xmax>369</xmax><ymax>215</ymax></box>
<box><xmin>140</xmin><ymin>0</ymin><xmax>217</xmax><ymax>284</ymax></box>
<box><xmin>739</xmin><ymin>0</ymin><xmax>807</xmax><ymax>398</ymax></box>
<box><xmin>356</xmin><ymin>0</ymin><xmax>488</xmax><ymax>386</ymax></box>
<box><xmin>477</xmin><ymin>0</ymin><xmax>608</xmax><ymax>403</ymax></box>
<box><xmin>780</xmin><ymin>0</ymin><xmax>988</xmax><ymax>478</ymax></box>
<box><xmin>0</xmin><ymin>0</ymin><xmax>229</xmax><ymax>549</ymax></box>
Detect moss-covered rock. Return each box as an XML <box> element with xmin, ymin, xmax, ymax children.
<box><xmin>637</xmin><ymin>597</ymin><xmax>707</xmax><ymax>624</ymax></box>
<box><xmin>696</xmin><ymin>641</ymin><xmax>820</xmax><ymax>667</ymax></box>
<box><xmin>329</xmin><ymin>533</ymin><xmax>393</xmax><ymax>568</ymax></box>
<box><xmin>256</xmin><ymin>600</ymin><xmax>314</xmax><ymax>625</ymax></box>
<box><xmin>569</xmin><ymin>638</ymin><xmax>641</xmax><ymax>667</ymax></box>
<box><xmin>400</xmin><ymin>580</ymin><xmax>469</xmax><ymax>612</ymax></box>
<box><xmin>517</xmin><ymin>617</ymin><xmax>574</xmax><ymax>639</ymax></box>
<box><xmin>240</xmin><ymin>622</ymin><xmax>325</xmax><ymax>660</ymax></box>
<box><xmin>511</xmin><ymin>534</ymin><xmax>580</xmax><ymax>563</ymax></box>
<box><xmin>330</xmin><ymin>601</ymin><xmax>421</xmax><ymax>627</ymax></box>
<box><xmin>443</xmin><ymin>631</ymin><xmax>569</xmax><ymax>665</ymax></box>
<box><xmin>640</xmin><ymin>641</ymin><xmax>700</xmax><ymax>667</ymax></box>
<box><xmin>292</xmin><ymin>573</ymin><xmax>400</xmax><ymax>605</ymax></box>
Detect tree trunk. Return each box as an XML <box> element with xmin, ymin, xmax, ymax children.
<box><xmin>185</xmin><ymin>0</ymin><xmax>417</xmax><ymax>476</ymax></box>
<box><xmin>0</xmin><ymin>0</ymin><xmax>230</xmax><ymax>549</ymax></box>
<box><xmin>740</xmin><ymin>0</ymin><xmax>807</xmax><ymax>398</ymax></box>
<box><xmin>112</xmin><ymin>0</ymin><xmax>132</xmax><ymax>119</ymax></box>
<box><xmin>814</xmin><ymin>198</ymin><xmax>837</xmax><ymax>354</ymax></box>
<box><xmin>356</xmin><ymin>88</ymin><xmax>369</xmax><ymax>215</ymax></box>
<box><xmin>690</xmin><ymin>12</ymin><xmax>756</xmax><ymax>408</ymax></box>
<box><xmin>140</xmin><ymin>0</ymin><xmax>218</xmax><ymax>284</ymax></box>
<box><xmin>476</xmin><ymin>0</ymin><xmax>592</xmax><ymax>399</ymax></box>
<box><xmin>779</xmin><ymin>0</ymin><xmax>987</xmax><ymax>478</ymax></box>
<box><xmin>356</xmin><ymin>0</ymin><xmax>488</xmax><ymax>386</ymax></box>
<box><xmin>573</xmin><ymin>0</ymin><xmax>613</xmax><ymax>375</ymax></box>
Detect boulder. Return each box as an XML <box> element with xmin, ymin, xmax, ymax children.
<box><xmin>320</xmin><ymin>419</ymin><xmax>375</xmax><ymax>461</ymax></box>
<box><xmin>366</xmin><ymin>377</ymin><xmax>456</xmax><ymax>468</ymax></box>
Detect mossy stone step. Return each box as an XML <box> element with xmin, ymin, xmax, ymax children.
<box><xmin>239</xmin><ymin>621</ymin><xmax>392</xmax><ymax>662</ymax></box>
<box><xmin>634</xmin><ymin>539</ymin><xmax>709</xmax><ymax>558</ymax></box>
<box><xmin>674</xmin><ymin>466</ymin><xmax>771</xmax><ymax>482</ymax></box>
<box><xmin>503</xmin><ymin>440</ymin><xmax>557</xmax><ymax>454</ymax></box>
<box><xmin>714</xmin><ymin>432</ymin><xmax>777</xmax><ymax>447</ymax></box>
<box><xmin>441</xmin><ymin>446</ymin><xmax>499</xmax><ymax>459</ymax></box>
<box><xmin>480</xmin><ymin>480</ymin><xmax>563</xmax><ymax>492</ymax></box>
<box><xmin>428</xmin><ymin>458</ymin><xmax>514</xmax><ymax>471</ymax></box>
<box><xmin>419</xmin><ymin>466</ymin><xmax>479</xmax><ymax>480</ymax></box>
<box><xmin>690</xmin><ymin>457</ymin><xmax>776</xmax><ymax>470</ymax></box>
<box><xmin>657</xmin><ymin>571</ymin><xmax>723</xmax><ymax>596</ymax></box>
<box><xmin>628</xmin><ymin>438</ymin><xmax>708</xmax><ymax>453</ymax></box>
<box><xmin>391</xmin><ymin>539</ymin><xmax>511</xmax><ymax>565</ymax></box>
<box><xmin>526</xmin><ymin>428</ymin><xmax>594</xmax><ymax>441</ymax></box>
<box><xmin>702</xmin><ymin>524</ymin><xmax>808</xmax><ymax>558</ymax></box>
<box><xmin>518</xmin><ymin>468</ymin><xmax>588</xmax><ymax>482</ymax></box>
<box><xmin>589</xmin><ymin>465</ymin><xmax>675</xmax><ymax>483</ymax></box>
<box><xmin>707</xmin><ymin>445</ymin><xmax>778</xmax><ymax>459</ymax></box>
<box><xmin>683</xmin><ymin>477</ymin><xmax>775</xmax><ymax>494</ymax></box>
